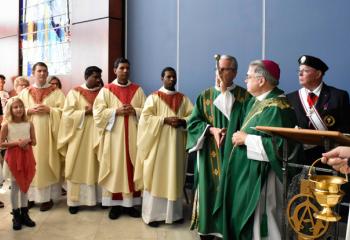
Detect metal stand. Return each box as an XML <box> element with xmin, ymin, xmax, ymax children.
<box><xmin>276</xmin><ymin>136</ymin><xmax>341</xmax><ymax>240</ymax></box>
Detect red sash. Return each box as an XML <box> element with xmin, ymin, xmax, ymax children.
<box><xmin>74</xmin><ymin>86</ymin><xmax>100</xmax><ymax>105</ymax></box>
<box><xmin>155</xmin><ymin>91</ymin><xmax>184</xmax><ymax>114</ymax></box>
<box><xmin>106</xmin><ymin>83</ymin><xmax>139</xmax><ymax>104</ymax></box>
<box><xmin>5</xmin><ymin>146</ymin><xmax>36</xmax><ymax>193</ymax></box>
<box><xmin>28</xmin><ymin>85</ymin><xmax>56</xmax><ymax>104</ymax></box>
<box><xmin>106</xmin><ymin>83</ymin><xmax>141</xmax><ymax>199</ymax></box>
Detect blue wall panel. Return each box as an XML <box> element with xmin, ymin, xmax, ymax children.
<box><xmin>127</xmin><ymin>0</ymin><xmax>177</xmax><ymax>95</ymax></box>
<box><xmin>179</xmin><ymin>0</ymin><xmax>262</xmax><ymax>100</ymax></box>
<box><xmin>127</xmin><ymin>1</ymin><xmax>350</xmax><ymax>101</ymax></box>
<box><xmin>266</xmin><ymin>0</ymin><xmax>350</xmax><ymax>93</ymax></box>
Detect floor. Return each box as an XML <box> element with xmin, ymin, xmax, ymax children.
<box><xmin>0</xmin><ymin>183</ymin><xmax>200</xmax><ymax>240</ymax></box>
<box><xmin>1</xmin><ymin>182</ymin><xmax>348</xmax><ymax>240</ymax></box>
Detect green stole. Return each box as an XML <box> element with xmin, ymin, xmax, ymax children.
<box><xmin>214</xmin><ymin>87</ymin><xmax>298</xmax><ymax>240</ymax></box>
<box><xmin>186</xmin><ymin>85</ymin><xmax>249</xmax><ymax>234</ymax></box>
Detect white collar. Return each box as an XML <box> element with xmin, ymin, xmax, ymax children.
<box><xmin>159</xmin><ymin>86</ymin><xmax>177</xmax><ymax>95</ymax></box>
<box><xmin>304</xmin><ymin>82</ymin><xmax>323</xmax><ymax>97</ymax></box>
<box><xmin>33</xmin><ymin>82</ymin><xmax>51</xmax><ymax>89</ymax></box>
<box><xmin>112</xmin><ymin>79</ymin><xmax>131</xmax><ymax>87</ymax></box>
<box><xmin>213</xmin><ymin>84</ymin><xmax>236</xmax><ymax>120</ymax></box>
<box><xmin>214</xmin><ymin>83</ymin><xmax>236</xmax><ymax>92</ymax></box>
<box><xmin>256</xmin><ymin>90</ymin><xmax>273</xmax><ymax>101</ymax></box>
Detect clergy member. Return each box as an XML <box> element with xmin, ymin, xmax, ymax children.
<box><xmin>19</xmin><ymin>62</ymin><xmax>65</xmax><ymax>211</ymax></box>
<box><xmin>57</xmin><ymin>66</ymin><xmax>103</xmax><ymax>214</ymax></box>
<box><xmin>93</xmin><ymin>58</ymin><xmax>146</xmax><ymax>219</ymax></box>
<box><xmin>134</xmin><ymin>67</ymin><xmax>193</xmax><ymax>227</ymax></box>
<box><xmin>214</xmin><ymin>60</ymin><xmax>300</xmax><ymax>239</ymax></box>
<box><xmin>186</xmin><ymin>55</ymin><xmax>249</xmax><ymax>239</ymax></box>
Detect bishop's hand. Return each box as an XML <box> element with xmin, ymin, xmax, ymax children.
<box><xmin>232</xmin><ymin>131</ymin><xmax>247</xmax><ymax>147</ymax></box>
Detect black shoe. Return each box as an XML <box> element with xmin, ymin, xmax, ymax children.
<box><xmin>68</xmin><ymin>206</ymin><xmax>79</xmax><ymax>214</ymax></box>
<box><xmin>0</xmin><ymin>201</ymin><xmax>4</xmax><ymax>208</ymax></box>
<box><xmin>148</xmin><ymin>221</ymin><xmax>160</xmax><ymax>228</ymax></box>
<box><xmin>20</xmin><ymin>207</ymin><xmax>36</xmax><ymax>227</ymax></box>
<box><xmin>99</xmin><ymin>203</ymin><xmax>108</xmax><ymax>209</ymax></box>
<box><xmin>12</xmin><ymin>209</ymin><xmax>22</xmax><ymax>230</ymax></box>
<box><xmin>40</xmin><ymin>200</ymin><xmax>53</xmax><ymax>212</ymax></box>
<box><xmin>61</xmin><ymin>188</ymin><xmax>67</xmax><ymax>196</ymax></box>
<box><xmin>28</xmin><ymin>201</ymin><xmax>35</xmax><ymax>209</ymax></box>
<box><xmin>200</xmin><ymin>235</ymin><xmax>215</xmax><ymax>240</ymax></box>
<box><xmin>108</xmin><ymin>206</ymin><xmax>121</xmax><ymax>220</ymax></box>
<box><xmin>124</xmin><ymin>207</ymin><xmax>141</xmax><ymax>218</ymax></box>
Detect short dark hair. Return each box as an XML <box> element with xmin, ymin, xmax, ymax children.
<box><xmin>161</xmin><ymin>67</ymin><xmax>176</xmax><ymax>78</ymax></box>
<box><xmin>32</xmin><ymin>62</ymin><xmax>48</xmax><ymax>72</ymax></box>
<box><xmin>0</xmin><ymin>74</ymin><xmax>5</xmax><ymax>80</ymax></box>
<box><xmin>85</xmin><ymin>66</ymin><xmax>102</xmax><ymax>80</ymax></box>
<box><xmin>113</xmin><ymin>58</ymin><xmax>130</xmax><ymax>69</ymax></box>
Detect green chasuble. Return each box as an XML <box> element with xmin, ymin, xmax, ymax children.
<box><xmin>214</xmin><ymin>87</ymin><xmax>300</xmax><ymax>240</ymax></box>
<box><xmin>186</xmin><ymin>85</ymin><xmax>249</xmax><ymax>235</ymax></box>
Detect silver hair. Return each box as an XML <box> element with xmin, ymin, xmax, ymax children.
<box><xmin>220</xmin><ymin>55</ymin><xmax>238</xmax><ymax>71</ymax></box>
<box><xmin>249</xmin><ymin>60</ymin><xmax>279</xmax><ymax>86</ymax></box>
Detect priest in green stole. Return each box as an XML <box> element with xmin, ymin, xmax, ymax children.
<box><xmin>186</xmin><ymin>55</ymin><xmax>250</xmax><ymax>239</ymax></box>
<box><xmin>214</xmin><ymin>60</ymin><xmax>300</xmax><ymax>240</ymax></box>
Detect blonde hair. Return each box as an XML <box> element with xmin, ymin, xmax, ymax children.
<box><xmin>3</xmin><ymin>97</ymin><xmax>28</xmax><ymax>124</ymax></box>
<box><xmin>14</xmin><ymin>76</ymin><xmax>30</xmax><ymax>89</ymax></box>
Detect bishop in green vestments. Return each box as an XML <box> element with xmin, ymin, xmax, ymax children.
<box><xmin>186</xmin><ymin>55</ymin><xmax>250</xmax><ymax>239</ymax></box>
<box><xmin>214</xmin><ymin>60</ymin><xmax>300</xmax><ymax>240</ymax></box>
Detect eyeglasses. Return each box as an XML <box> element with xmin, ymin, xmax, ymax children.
<box><xmin>216</xmin><ymin>67</ymin><xmax>236</xmax><ymax>72</ymax></box>
<box><xmin>245</xmin><ymin>74</ymin><xmax>260</xmax><ymax>80</ymax></box>
<box><xmin>297</xmin><ymin>69</ymin><xmax>315</xmax><ymax>74</ymax></box>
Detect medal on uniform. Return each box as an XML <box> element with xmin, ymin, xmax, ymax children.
<box><xmin>323</xmin><ymin>115</ymin><xmax>335</xmax><ymax>127</ymax></box>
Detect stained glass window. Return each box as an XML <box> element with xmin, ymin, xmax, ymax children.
<box><xmin>20</xmin><ymin>0</ymin><xmax>71</xmax><ymax>76</ymax></box>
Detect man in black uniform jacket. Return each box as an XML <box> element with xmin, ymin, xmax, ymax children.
<box><xmin>287</xmin><ymin>55</ymin><xmax>350</xmax><ymax>165</ymax></box>
<box><xmin>287</xmin><ymin>55</ymin><xmax>350</xmax><ymax>221</ymax></box>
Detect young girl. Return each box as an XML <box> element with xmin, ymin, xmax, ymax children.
<box><xmin>0</xmin><ymin>97</ymin><xmax>36</xmax><ymax>230</ymax></box>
